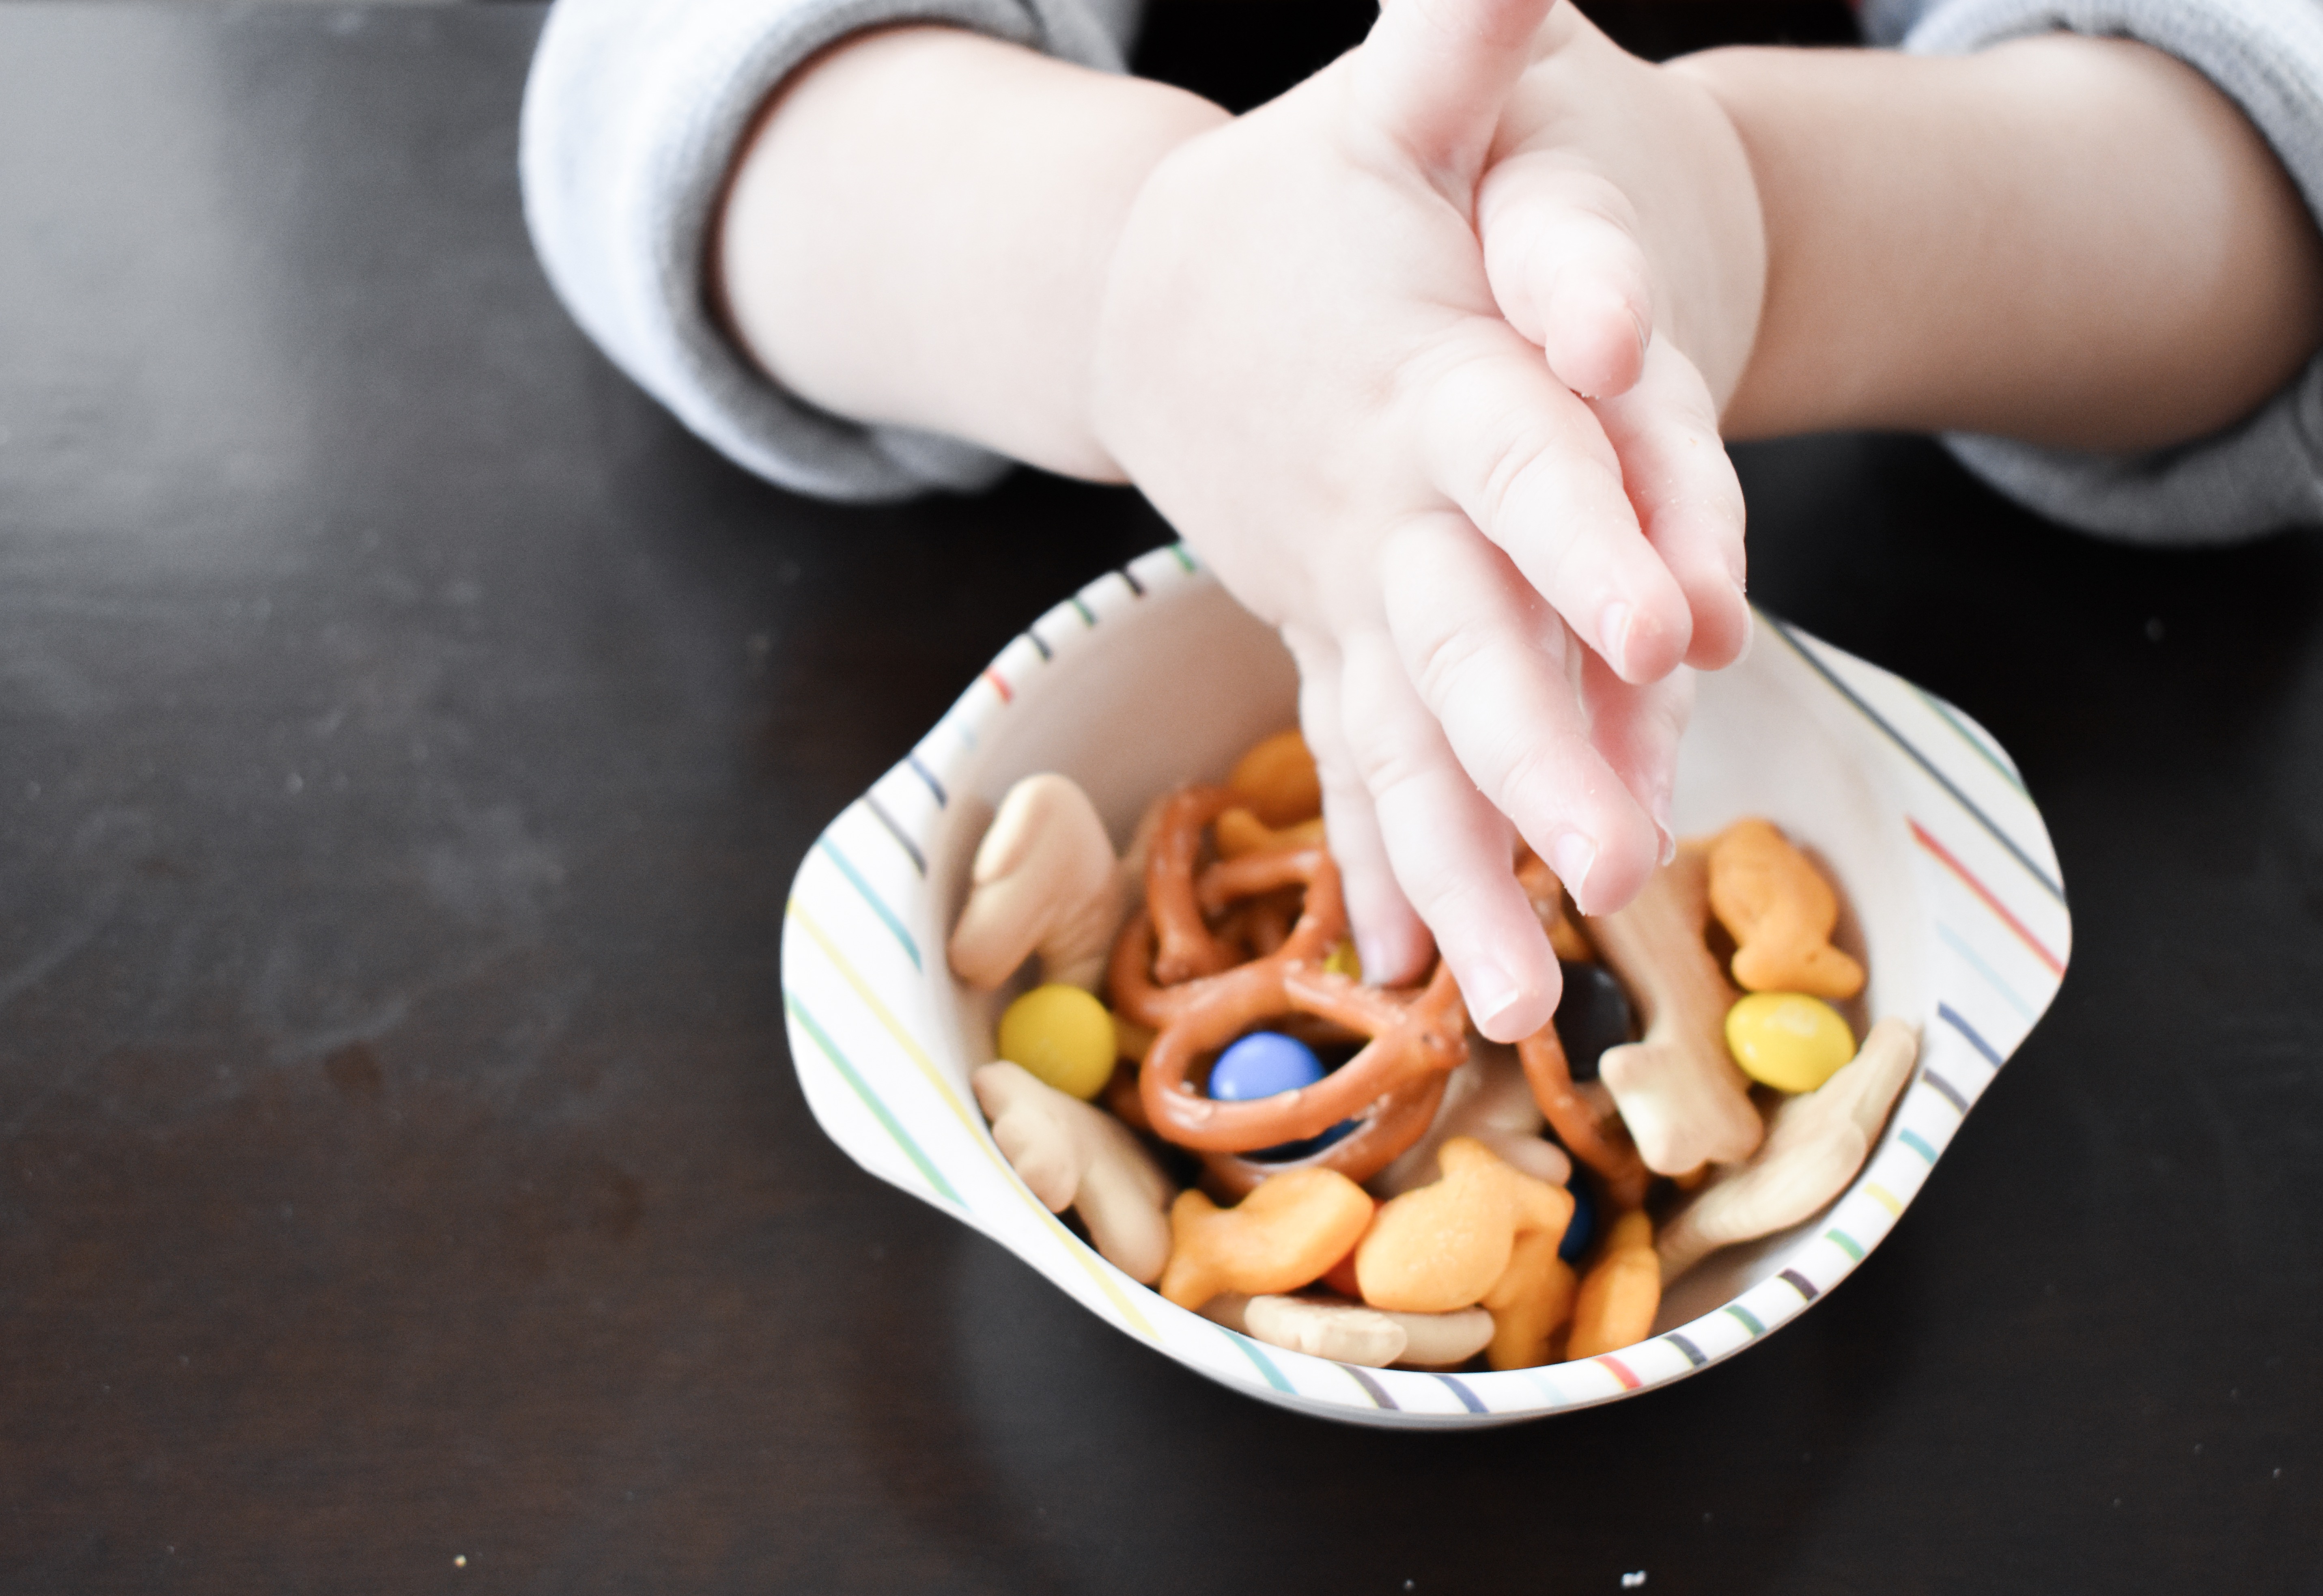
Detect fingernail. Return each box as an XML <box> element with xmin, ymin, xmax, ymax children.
<box><xmin>1550</xmin><ymin>831</ymin><xmax>1597</xmax><ymax>906</ymax></box>
<box><xmin>1354</xmin><ymin>935</ymin><xmax>1392</xmax><ymax>987</ymax></box>
<box><xmin>1600</xmin><ymin>601</ymin><xmax>1634</xmax><ymax>678</ymax></box>
<box><xmin>1462</xmin><ymin>956</ymin><xmax>1524</xmax><ymax>1036</ymax></box>
<box><xmin>1652</xmin><ymin>782</ymin><xmax>1675</xmax><ymax>864</ymax></box>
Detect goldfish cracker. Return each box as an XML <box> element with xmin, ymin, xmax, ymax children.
<box><xmin>1724</xmin><ymin>991</ymin><xmax>1857</xmax><ymax>1094</ymax></box>
<box><xmin>1481</xmin><ymin>1228</ymin><xmax>1579</xmax><ymax>1372</ymax></box>
<box><xmin>1158</xmin><ymin>1168</ymin><xmax>1375</xmax><ymax>1310</ymax></box>
<box><xmin>1707</xmin><ymin>818</ymin><xmax>1866</xmax><ymax>1000</ymax></box>
<box><xmin>1566</xmin><ymin>1210</ymin><xmax>1662</xmax><ymax>1360</ymax></box>
<box><xmin>996</xmin><ymin>983</ymin><xmax>1117</xmax><ymax>1101</ymax></box>
<box><xmin>1227</xmin><ymin>728</ymin><xmax>1322</xmax><ymax>828</ymax></box>
<box><xmin>1354</xmin><ymin>1137</ymin><xmax>1574</xmax><ymax>1314</ymax></box>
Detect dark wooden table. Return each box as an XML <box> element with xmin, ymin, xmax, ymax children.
<box><xmin>3</xmin><ymin>4</ymin><xmax>2317</xmax><ymax>1590</ymax></box>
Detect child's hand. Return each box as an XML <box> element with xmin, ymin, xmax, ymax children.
<box><xmin>1088</xmin><ymin>0</ymin><xmax>1727</xmax><ymax>1041</ymax></box>
<box><xmin>1474</xmin><ymin>4</ymin><xmax>1767</xmax><ymax>672</ymax></box>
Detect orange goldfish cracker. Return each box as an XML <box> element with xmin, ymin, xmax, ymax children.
<box><xmin>1481</xmin><ymin>1227</ymin><xmax>1579</xmax><ymax>1371</ymax></box>
<box><xmin>1566</xmin><ymin>1210</ymin><xmax>1662</xmax><ymax>1360</ymax></box>
<box><xmin>1707</xmin><ymin>818</ymin><xmax>1866</xmax><ymax>1000</ymax></box>
<box><xmin>1228</xmin><ymin>729</ymin><xmax>1322</xmax><ymax>828</ymax></box>
<box><xmin>1354</xmin><ymin>1137</ymin><xmax>1574</xmax><ymax>1315</ymax></box>
<box><xmin>1158</xmin><ymin>1167</ymin><xmax>1375</xmax><ymax>1310</ymax></box>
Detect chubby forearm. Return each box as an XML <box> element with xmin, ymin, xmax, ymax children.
<box><xmin>1684</xmin><ymin>35</ymin><xmax>2323</xmax><ymax>450</ymax></box>
<box><xmin>715</xmin><ymin>26</ymin><xmax>1227</xmax><ymax>480</ymax></box>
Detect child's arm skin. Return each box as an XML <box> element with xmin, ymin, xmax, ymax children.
<box><xmin>1476</xmin><ymin>13</ymin><xmax>2323</xmax><ymax>449</ymax></box>
<box><xmin>1689</xmin><ymin>37</ymin><xmax>2323</xmax><ymax>449</ymax></box>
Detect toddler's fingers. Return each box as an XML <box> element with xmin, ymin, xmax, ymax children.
<box><xmin>1476</xmin><ymin>151</ymin><xmax>1654</xmax><ymax>400</ymax></box>
<box><xmin>1575</xmin><ymin>652</ymin><xmax>1696</xmax><ymax>863</ymax></box>
<box><xmin>1415</xmin><ymin>326</ymin><xmax>1692</xmax><ymax>683</ymax></box>
<box><xmin>1590</xmin><ymin>338</ymin><xmax>1752</xmax><ymax>669</ymax></box>
<box><xmin>1337</xmin><ymin>624</ymin><xmax>1563</xmax><ymax>1042</ymax></box>
<box><xmin>1352</xmin><ymin>0</ymin><xmax>1563</xmax><ymax>186</ymax></box>
<box><xmin>1288</xmin><ymin>631</ymin><xmax>1434</xmax><ymax>986</ymax></box>
<box><xmin>1378</xmin><ymin>515</ymin><xmax>1664</xmax><ymax>916</ymax></box>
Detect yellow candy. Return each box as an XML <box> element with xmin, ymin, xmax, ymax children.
<box><xmin>1324</xmin><ymin>939</ymin><xmax>1363</xmax><ymax>982</ymax></box>
<box><xmin>997</xmin><ymin>984</ymin><xmax>1118</xmax><ymax>1101</ymax></box>
<box><xmin>1724</xmin><ymin>992</ymin><xmax>1858</xmax><ymax>1094</ymax></box>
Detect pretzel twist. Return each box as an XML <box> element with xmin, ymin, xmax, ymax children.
<box><xmin>1516</xmin><ymin>1024</ymin><xmax>1651</xmax><ymax>1211</ymax></box>
<box><xmin>1105</xmin><ymin>784</ymin><xmax>1470</xmax><ymax>1191</ymax></box>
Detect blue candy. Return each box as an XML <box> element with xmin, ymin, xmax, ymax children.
<box><xmin>1210</xmin><ymin>1031</ymin><xmax>1355</xmax><ymax>1161</ymax></box>
<box><xmin>1208</xmin><ymin>1031</ymin><xmax>1325</xmax><ymax>1101</ymax></box>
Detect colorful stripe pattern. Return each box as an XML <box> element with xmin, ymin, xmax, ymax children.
<box><xmin>780</xmin><ymin>557</ymin><xmax>2071</xmax><ymax>1428</ymax></box>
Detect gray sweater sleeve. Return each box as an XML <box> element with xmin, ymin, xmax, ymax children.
<box><xmin>519</xmin><ymin>0</ymin><xmax>1135</xmax><ymax>502</ymax></box>
<box><xmin>1863</xmin><ymin>0</ymin><xmax>2323</xmax><ymax>543</ymax></box>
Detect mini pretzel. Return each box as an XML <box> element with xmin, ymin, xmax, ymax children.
<box><xmin>1516</xmin><ymin>848</ymin><xmax>1597</xmax><ymax>963</ymax></box>
<box><xmin>1708</xmin><ymin>818</ymin><xmax>1866</xmax><ymax>999</ymax></box>
<box><xmin>1107</xmin><ymin>790</ymin><xmax>1346</xmax><ymax>1031</ymax></box>
<box><xmin>1516</xmin><ymin>1023</ymin><xmax>1652</xmax><ymax>1211</ymax></box>
<box><xmin>1140</xmin><ymin>958</ymin><xmax>1468</xmax><ymax>1153</ymax></box>
<box><xmin>1143</xmin><ymin>785</ymin><xmax>1246</xmax><ymax>985</ymax></box>
<box><xmin>1107</xmin><ymin>790</ymin><xmax>1463</xmax><ymax>1191</ymax></box>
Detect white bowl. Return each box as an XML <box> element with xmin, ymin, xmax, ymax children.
<box><xmin>781</xmin><ymin>546</ymin><xmax>2070</xmax><ymax>1428</ymax></box>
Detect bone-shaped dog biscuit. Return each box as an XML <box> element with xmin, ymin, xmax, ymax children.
<box><xmin>1656</xmin><ymin>1017</ymin><xmax>1920</xmax><ymax>1282</ymax></box>
<box><xmin>949</xmin><ymin>774</ymin><xmax>1126</xmax><ymax>993</ymax></box>
<box><xmin>1198</xmin><ymin>1292</ymin><xmax>1496</xmax><ymax>1369</ymax></box>
<box><xmin>1708</xmin><ymin>817</ymin><xmax>1866</xmax><ymax>999</ymax></box>
<box><xmin>973</xmin><ymin>1062</ymin><xmax>1175</xmax><ymax>1284</ymax></box>
<box><xmin>1587</xmin><ymin>844</ymin><xmax>1765</xmax><ymax>1176</ymax></box>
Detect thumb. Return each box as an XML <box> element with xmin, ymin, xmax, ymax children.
<box><xmin>1351</xmin><ymin>0</ymin><xmax>1561</xmax><ymax>187</ymax></box>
